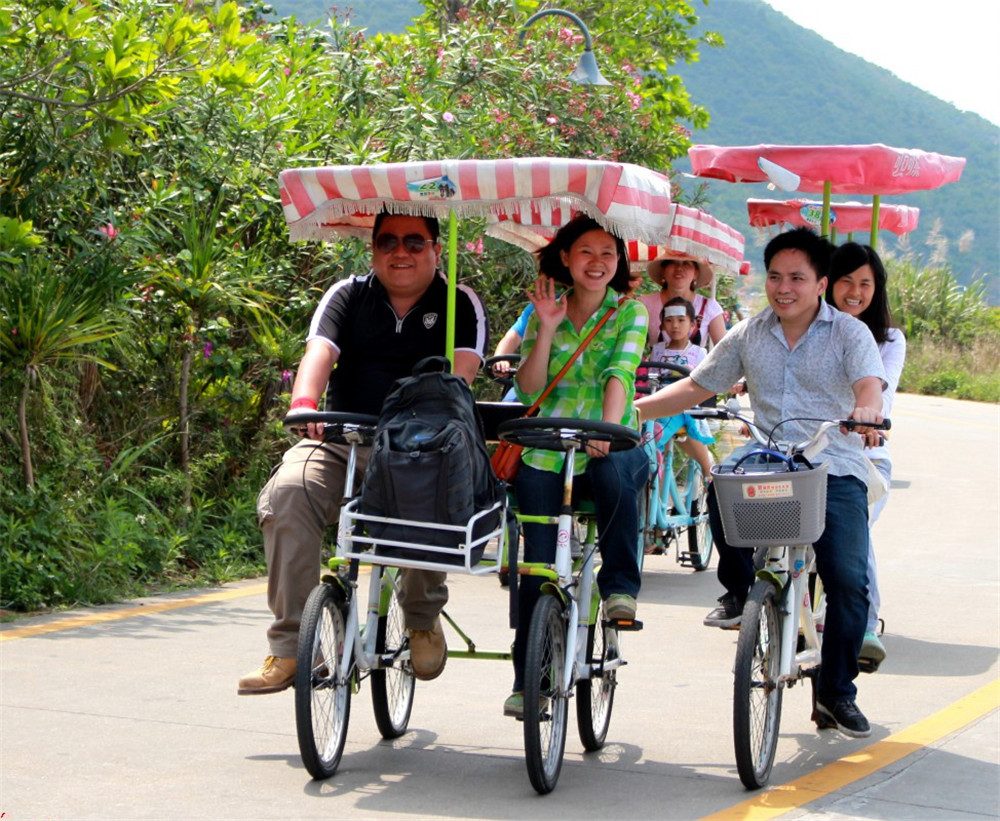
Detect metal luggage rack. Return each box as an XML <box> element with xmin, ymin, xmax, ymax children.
<box><xmin>338</xmin><ymin>498</ymin><xmax>507</xmax><ymax>575</ymax></box>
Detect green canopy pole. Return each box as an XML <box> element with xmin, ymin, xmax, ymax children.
<box><xmin>446</xmin><ymin>208</ymin><xmax>457</xmax><ymax>368</ymax></box>
<box><xmin>870</xmin><ymin>194</ymin><xmax>881</xmax><ymax>250</ymax></box>
<box><xmin>821</xmin><ymin>181</ymin><xmax>831</xmax><ymax>238</ymax></box>
<box><xmin>830</xmin><ymin>225</ymin><xmax>838</xmax><ymax>245</ymax></box>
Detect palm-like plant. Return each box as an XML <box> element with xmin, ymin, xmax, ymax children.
<box><xmin>0</xmin><ymin>258</ymin><xmax>121</xmax><ymax>487</ymax></box>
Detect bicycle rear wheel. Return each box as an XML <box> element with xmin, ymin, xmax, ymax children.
<box><xmin>523</xmin><ymin>594</ymin><xmax>569</xmax><ymax>795</ymax></box>
<box><xmin>733</xmin><ymin>580</ymin><xmax>783</xmax><ymax>790</ymax></box>
<box><xmin>685</xmin><ymin>464</ymin><xmax>713</xmax><ymax>571</ymax></box>
<box><xmin>370</xmin><ymin>568</ymin><xmax>414</xmax><ymax>739</ymax></box>
<box><xmin>295</xmin><ymin>582</ymin><xmax>352</xmax><ymax>780</ymax></box>
<box><xmin>576</xmin><ymin>618</ymin><xmax>616</xmax><ymax>751</ymax></box>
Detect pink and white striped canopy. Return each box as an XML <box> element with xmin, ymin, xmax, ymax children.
<box><xmin>485</xmin><ymin>201</ymin><xmax>746</xmax><ymax>276</ymax></box>
<box><xmin>747</xmin><ymin>198</ymin><xmax>920</xmax><ymax>236</ymax></box>
<box><xmin>279</xmin><ymin>158</ymin><xmax>675</xmax><ymax>245</ymax></box>
<box><xmin>689</xmin><ymin>143</ymin><xmax>965</xmax><ymax>196</ymax></box>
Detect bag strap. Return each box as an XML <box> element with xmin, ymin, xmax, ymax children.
<box><xmin>522</xmin><ymin>298</ymin><xmax>622</xmax><ymax>418</ymax></box>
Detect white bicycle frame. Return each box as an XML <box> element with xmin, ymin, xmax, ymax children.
<box><xmin>759</xmin><ymin>544</ymin><xmax>825</xmax><ymax>686</ymax></box>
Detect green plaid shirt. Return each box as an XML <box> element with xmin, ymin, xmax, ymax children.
<box><xmin>515</xmin><ymin>291</ymin><xmax>649</xmax><ymax>474</ymax></box>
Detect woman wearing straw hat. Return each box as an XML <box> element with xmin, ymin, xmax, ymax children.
<box><xmin>641</xmin><ymin>255</ymin><xmax>726</xmax><ymax>349</ymax></box>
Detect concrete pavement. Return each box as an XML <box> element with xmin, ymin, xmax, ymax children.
<box><xmin>1</xmin><ymin>391</ymin><xmax>997</xmax><ymax>820</ymax></box>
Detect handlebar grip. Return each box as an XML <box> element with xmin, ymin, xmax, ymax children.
<box><xmin>840</xmin><ymin>418</ymin><xmax>891</xmax><ymax>431</ymax></box>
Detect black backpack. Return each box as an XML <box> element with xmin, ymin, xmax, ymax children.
<box><xmin>358</xmin><ymin>356</ymin><xmax>504</xmax><ymax>565</ymax></box>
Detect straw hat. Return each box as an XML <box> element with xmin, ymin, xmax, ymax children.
<box><xmin>646</xmin><ymin>253</ymin><xmax>714</xmax><ymax>290</ymax></box>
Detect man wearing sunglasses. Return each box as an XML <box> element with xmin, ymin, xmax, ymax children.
<box><xmin>239</xmin><ymin>212</ymin><xmax>489</xmax><ymax>695</ymax></box>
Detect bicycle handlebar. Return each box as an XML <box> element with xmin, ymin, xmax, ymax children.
<box><xmin>282</xmin><ymin>410</ymin><xmax>379</xmax><ymax>445</ymax></box>
<box><xmin>688</xmin><ymin>402</ymin><xmax>891</xmax><ymax>455</ymax></box>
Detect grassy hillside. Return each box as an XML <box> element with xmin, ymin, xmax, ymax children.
<box><xmin>676</xmin><ymin>0</ymin><xmax>998</xmax><ymax>300</ymax></box>
<box><xmin>268</xmin><ymin>0</ymin><xmax>998</xmax><ymax>300</ymax></box>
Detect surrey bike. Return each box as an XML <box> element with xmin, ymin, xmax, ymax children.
<box><xmin>689</xmin><ymin>402</ymin><xmax>890</xmax><ymax>789</ymax></box>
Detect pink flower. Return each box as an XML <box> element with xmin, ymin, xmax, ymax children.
<box><xmin>625</xmin><ymin>91</ymin><xmax>642</xmax><ymax>111</ymax></box>
<box><xmin>99</xmin><ymin>223</ymin><xmax>118</xmax><ymax>240</ymax></box>
<box><xmin>546</xmin><ymin>116</ymin><xmax>558</xmax><ymax>125</ymax></box>
<box><xmin>465</xmin><ymin>238</ymin><xmax>484</xmax><ymax>255</ymax></box>
<box><xmin>442</xmin><ymin>111</ymin><xmax>456</xmax><ymax>123</ymax></box>
<box><xmin>202</xmin><ymin>341</ymin><xmax>213</xmax><ymax>359</ymax></box>
<box><xmin>281</xmin><ymin>369</ymin><xmax>293</xmax><ymax>383</ymax></box>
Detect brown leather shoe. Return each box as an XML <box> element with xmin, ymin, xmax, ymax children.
<box><xmin>237</xmin><ymin>656</ymin><xmax>296</xmax><ymax>695</ymax></box>
<box><xmin>408</xmin><ymin>619</ymin><xmax>447</xmax><ymax>681</ymax></box>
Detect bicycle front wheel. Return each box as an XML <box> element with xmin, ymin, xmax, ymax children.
<box><xmin>576</xmin><ymin>619</ymin><xmax>616</xmax><ymax>751</ymax></box>
<box><xmin>686</xmin><ymin>465</ymin><xmax>713</xmax><ymax>571</ymax></box>
<box><xmin>733</xmin><ymin>580</ymin><xmax>783</xmax><ymax>790</ymax></box>
<box><xmin>523</xmin><ymin>594</ymin><xmax>569</xmax><ymax>795</ymax></box>
<box><xmin>295</xmin><ymin>582</ymin><xmax>352</xmax><ymax>780</ymax></box>
<box><xmin>370</xmin><ymin>568</ymin><xmax>414</xmax><ymax>739</ymax></box>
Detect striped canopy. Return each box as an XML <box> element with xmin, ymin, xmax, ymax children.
<box><xmin>485</xmin><ymin>201</ymin><xmax>746</xmax><ymax>276</ymax></box>
<box><xmin>747</xmin><ymin>198</ymin><xmax>920</xmax><ymax>236</ymax></box>
<box><xmin>279</xmin><ymin>157</ymin><xmax>675</xmax><ymax>245</ymax></box>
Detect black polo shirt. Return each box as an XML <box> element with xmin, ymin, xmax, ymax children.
<box><xmin>307</xmin><ymin>271</ymin><xmax>489</xmax><ymax>415</ymax></box>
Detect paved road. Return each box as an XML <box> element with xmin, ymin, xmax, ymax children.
<box><xmin>2</xmin><ymin>392</ymin><xmax>998</xmax><ymax>820</ymax></box>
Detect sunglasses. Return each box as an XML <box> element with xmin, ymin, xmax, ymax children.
<box><xmin>374</xmin><ymin>233</ymin><xmax>433</xmax><ymax>254</ymax></box>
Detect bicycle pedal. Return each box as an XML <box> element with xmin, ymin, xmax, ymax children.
<box><xmin>607</xmin><ymin>618</ymin><xmax>643</xmax><ymax>631</ymax></box>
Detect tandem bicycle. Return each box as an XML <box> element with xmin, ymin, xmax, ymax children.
<box><xmin>637</xmin><ymin>360</ymin><xmax>713</xmax><ymax>571</ymax></box>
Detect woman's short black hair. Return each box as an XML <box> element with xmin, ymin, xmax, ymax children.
<box><xmin>371</xmin><ymin>209</ymin><xmax>440</xmax><ymax>242</ymax></box>
<box><xmin>828</xmin><ymin>242</ymin><xmax>893</xmax><ymax>344</ymax></box>
<box><xmin>536</xmin><ymin>214</ymin><xmax>631</xmax><ymax>293</ymax></box>
<box><xmin>662</xmin><ymin>296</ymin><xmax>696</xmax><ymax>322</ymax></box>
<box><xmin>763</xmin><ymin>227</ymin><xmax>833</xmax><ymax>280</ymax></box>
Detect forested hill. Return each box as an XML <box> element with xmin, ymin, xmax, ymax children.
<box><xmin>674</xmin><ymin>0</ymin><xmax>997</xmax><ymax>299</ymax></box>
<box><xmin>269</xmin><ymin>0</ymin><xmax>998</xmax><ymax>298</ymax></box>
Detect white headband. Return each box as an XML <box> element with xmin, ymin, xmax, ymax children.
<box><xmin>661</xmin><ymin>306</ymin><xmax>689</xmax><ymax>319</ymax></box>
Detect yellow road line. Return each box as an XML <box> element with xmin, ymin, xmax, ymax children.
<box><xmin>0</xmin><ymin>583</ymin><xmax>269</xmax><ymax>641</ymax></box>
<box><xmin>699</xmin><ymin>679</ymin><xmax>1000</xmax><ymax>821</ymax></box>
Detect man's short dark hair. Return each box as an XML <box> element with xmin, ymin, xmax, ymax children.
<box><xmin>372</xmin><ymin>209</ymin><xmax>440</xmax><ymax>243</ymax></box>
<box><xmin>763</xmin><ymin>227</ymin><xmax>833</xmax><ymax>280</ymax></box>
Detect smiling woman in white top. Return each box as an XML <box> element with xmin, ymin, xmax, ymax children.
<box><xmin>827</xmin><ymin>242</ymin><xmax>906</xmax><ymax>673</ymax></box>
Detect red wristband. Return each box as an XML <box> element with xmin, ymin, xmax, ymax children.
<box><xmin>289</xmin><ymin>397</ymin><xmax>318</xmax><ymax>411</ymax></box>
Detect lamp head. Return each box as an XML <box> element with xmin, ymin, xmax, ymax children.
<box><xmin>570</xmin><ymin>48</ymin><xmax>612</xmax><ymax>86</ymax></box>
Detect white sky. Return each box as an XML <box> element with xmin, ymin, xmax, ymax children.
<box><xmin>763</xmin><ymin>0</ymin><xmax>1000</xmax><ymax>127</ymax></box>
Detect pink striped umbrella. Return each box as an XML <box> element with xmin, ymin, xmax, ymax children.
<box><xmin>486</xmin><ymin>202</ymin><xmax>746</xmax><ymax>276</ymax></box>
<box><xmin>688</xmin><ymin>143</ymin><xmax>964</xmax><ymax>248</ymax></box>
<box><xmin>747</xmin><ymin>199</ymin><xmax>920</xmax><ymax>236</ymax></box>
<box><xmin>279</xmin><ymin>157</ymin><xmax>675</xmax><ymax>245</ymax></box>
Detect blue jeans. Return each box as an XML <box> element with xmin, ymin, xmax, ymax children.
<box><xmin>709</xmin><ymin>474</ymin><xmax>869</xmax><ymax>702</ymax></box>
<box><xmin>510</xmin><ymin>447</ymin><xmax>648</xmax><ymax>689</ymax></box>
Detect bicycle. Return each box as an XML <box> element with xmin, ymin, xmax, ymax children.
<box><xmin>497</xmin><ymin>416</ymin><xmax>643</xmax><ymax>794</ymax></box>
<box><xmin>286</xmin><ymin>410</ymin><xmax>508</xmax><ymax>780</ymax></box>
<box><xmin>690</xmin><ymin>403</ymin><xmax>890</xmax><ymax>789</ymax></box>
<box><xmin>637</xmin><ymin>360</ymin><xmax>713</xmax><ymax>571</ymax></box>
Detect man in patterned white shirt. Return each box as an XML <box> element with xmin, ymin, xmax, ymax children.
<box><xmin>635</xmin><ymin>228</ymin><xmax>886</xmax><ymax>739</ymax></box>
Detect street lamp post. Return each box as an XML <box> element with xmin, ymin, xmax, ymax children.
<box><xmin>518</xmin><ymin>8</ymin><xmax>611</xmax><ymax>86</ymax></box>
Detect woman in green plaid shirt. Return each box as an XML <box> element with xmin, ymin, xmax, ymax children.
<box><xmin>503</xmin><ymin>215</ymin><xmax>650</xmax><ymax>718</ymax></box>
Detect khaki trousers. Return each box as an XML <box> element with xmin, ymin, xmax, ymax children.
<box><xmin>257</xmin><ymin>439</ymin><xmax>448</xmax><ymax>658</ymax></box>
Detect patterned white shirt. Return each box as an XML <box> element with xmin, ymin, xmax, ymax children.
<box><xmin>691</xmin><ymin>301</ymin><xmax>886</xmax><ymax>484</ymax></box>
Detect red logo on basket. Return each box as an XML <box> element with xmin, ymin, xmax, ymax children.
<box><xmin>746</xmin><ymin>486</ymin><xmax>756</xmax><ymax>498</ymax></box>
